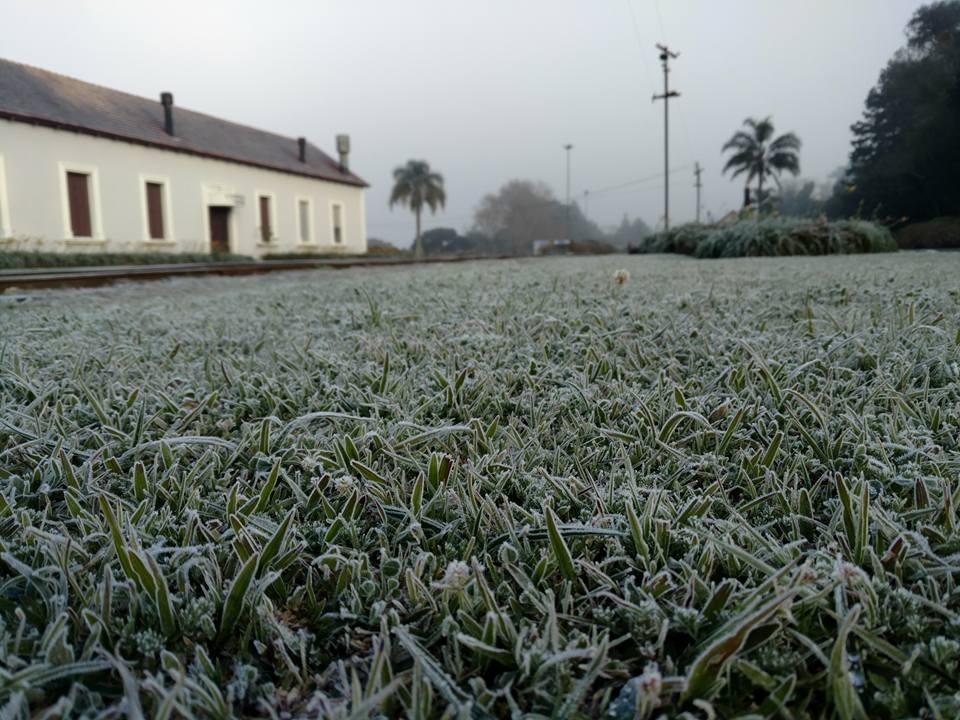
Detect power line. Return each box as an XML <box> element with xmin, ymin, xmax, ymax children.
<box><xmin>653</xmin><ymin>0</ymin><xmax>667</xmax><ymax>39</ymax></box>
<box><xmin>576</xmin><ymin>165</ymin><xmax>694</xmax><ymax>199</ymax></box>
<box><xmin>624</xmin><ymin>0</ymin><xmax>656</xmax><ymax>92</ymax></box>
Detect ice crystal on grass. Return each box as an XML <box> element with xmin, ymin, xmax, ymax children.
<box><xmin>133</xmin><ymin>629</ymin><xmax>165</xmax><ymax>656</ymax></box>
<box><xmin>832</xmin><ymin>558</ymin><xmax>869</xmax><ymax>587</ymax></box>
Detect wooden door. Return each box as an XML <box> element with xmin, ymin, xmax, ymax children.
<box><xmin>67</xmin><ymin>172</ymin><xmax>92</xmax><ymax>237</ymax></box>
<box><xmin>145</xmin><ymin>182</ymin><xmax>165</xmax><ymax>239</ymax></box>
<box><xmin>258</xmin><ymin>196</ymin><xmax>272</xmax><ymax>242</ymax></box>
<box><xmin>209</xmin><ymin>206</ymin><xmax>230</xmax><ymax>253</ymax></box>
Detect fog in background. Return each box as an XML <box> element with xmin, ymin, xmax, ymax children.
<box><xmin>4</xmin><ymin>1</ymin><xmax>929</xmax><ymax>246</ymax></box>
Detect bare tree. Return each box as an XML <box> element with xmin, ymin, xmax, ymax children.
<box><xmin>472</xmin><ymin>180</ymin><xmax>565</xmax><ymax>255</ymax></box>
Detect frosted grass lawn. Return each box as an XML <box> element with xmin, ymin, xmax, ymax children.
<box><xmin>1</xmin><ymin>253</ymin><xmax>959</xmax><ymax>718</ymax></box>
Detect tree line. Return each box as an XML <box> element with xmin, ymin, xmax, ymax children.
<box><xmin>827</xmin><ymin>0</ymin><xmax>960</xmax><ymax>222</ymax></box>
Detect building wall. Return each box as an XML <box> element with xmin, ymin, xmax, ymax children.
<box><xmin>0</xmin><ymin>119</ymin><xmax>367</xmax><ymax>257</ymax></box>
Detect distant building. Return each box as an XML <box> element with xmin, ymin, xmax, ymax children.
<box><xmin>0</xmin><ymin>58</ymin><xmax>367</xmax><ymax>257</ymax></box>
<box><xmin>532</xmin><ymin>238</ymin><xmax>571</xmax><ymax>255</ymax></box>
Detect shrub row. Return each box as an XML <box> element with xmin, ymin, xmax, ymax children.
<box><xmin>0</xmin><ymin>250</ymin><xmax>253</xmax><ymax>269</ymax></box>
<box><xmin>634</xmin><ymin>218</ymin><xmax>898</xmax><ymax>258</ymax></box>
<box><xmin>896</xmin><ymin>217</ymin><xmax>960</xmax><ymax>250</ymax></box>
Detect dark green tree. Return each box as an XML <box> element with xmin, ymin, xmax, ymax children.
<box><xmin>389</xmin><ymin>160</ymin><xmax>446</xmax><ymax>259</ymax></box>
<box><xmin>722</xmin><ymin>117</ymin><xmax>801</xmax><ymax>212</ymax></box>
<box><xmin>828</xmin><ymin>1</ymin><xmax>960</xmax><ymax>221</ymax></box>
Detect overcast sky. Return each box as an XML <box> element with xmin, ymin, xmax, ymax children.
<box><xmin>5</xmin><ymin>1</ymin><xmax>929</xmax><ymax>245</ymax></box>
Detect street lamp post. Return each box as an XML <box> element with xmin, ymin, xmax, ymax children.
<box><xmin>564</xmin><ymin>143</ymin><xmax>573</xmax><ymax>240</ymax></box>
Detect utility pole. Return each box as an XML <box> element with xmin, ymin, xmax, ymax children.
<box><xmin>694</xmin><ymin>162</ymin><xmax>703</xmax><ymax>223</ymax></box>
<box><xmin>564</xmin><ymin>143</ymin><xmax>573</xmax><ymax>240</ymax></box>
<box><xmin>584</xmin><ymin>189</ymin><xmax>590</xmax><ymax>220</ymax></box>
<box><xmin>653</xmin><ymin>44</ymin><xmax>679</xmax><ymax>230</ymax></box>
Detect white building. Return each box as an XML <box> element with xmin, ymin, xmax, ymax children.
<box><xmin>0</xmin><ymin>58</ymin><xmax>367</xmax><ymax>258</ymax></box>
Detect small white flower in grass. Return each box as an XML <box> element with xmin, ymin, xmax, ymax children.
<box><xmin>332</xmin><ymin>475</ymin><xmax>356</xmax><ymax>496</ymax></box>
<box><xmin>438</xmin><ymin>559</ymin><xmax>471</xmax><ymax>590</ymax></box>
<box><xmin>614</xmin><ymin>269</ymin><xmax>630</xmax><ymax>285</ymax></box>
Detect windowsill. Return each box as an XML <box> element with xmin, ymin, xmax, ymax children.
<box><xmin>296</xmin><ymin>242</ymin><xmax>318</xmax><ymax>247</ymax></box>
<box><xmin>142</xmin><ymin>239</ymin><xmax>177</xmax><ymax>247</ymax></box>
<box><xmin>63</xmin><ymin>237</ymin><xmax>107</xmax><ymax>245</ymax></box>
<box><xmin>257</xmin><ymin>241</ymin><xmax>279</xmax><ymax>248</ymax></box>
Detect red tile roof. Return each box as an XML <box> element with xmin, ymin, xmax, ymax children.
<box><xmin>0</xmin><ymin>58</ymin><xmax>367</xmax><ymax>188</ymax></box>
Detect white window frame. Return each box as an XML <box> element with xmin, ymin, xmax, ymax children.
<box><xmin>255</xmin><ymin>190</ymin><xmax>277</xmax><ymax>244</ymax></box>
<box><xmin>139</xmin><ymin>174</ymin><xmax>176</xmax><ymax>244</ymax></box>
<box><xmin>0</xmin><ymin>154</ymin><xmax>11</xmax><ymax>239</ymax></box>
<box><xmin>330</xmin><ymin>200</ymin><xmax>345</xmax><ymax>245</ymax></box>
<box><xmin>58</xmin><ymin>162</ymin><xmax>105</xmax><ymax>242</ymax></box>
<box><xmin>296</xmin><ymin>196</ymin><xmax>315</xmax><ymax>245</ymax></box>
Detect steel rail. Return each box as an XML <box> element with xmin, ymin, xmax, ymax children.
<box><xmin>0</xmin><ymin>254</ymin><xmax>506</xmax><ymax>292</ymax></box>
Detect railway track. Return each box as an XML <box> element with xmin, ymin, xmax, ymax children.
<box><xmin>0</xmin><ymin>254</ymin><xmax>498</xmax><ymax>292</ymax></box>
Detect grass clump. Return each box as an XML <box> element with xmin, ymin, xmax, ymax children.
<box><xmin>1</xmin><ymin>254</ymin><xmax>959</xmax><ymax>717</ymax></box>
<box><xmin>635</xmin><ymin>218</ymin><xmax>897</xmax><ymax>257</ymax></box>
<box><xmin>0</xmin><ymin>250</ymin><xmax>253</xmax><ymax>269</ymax></box>
<box><xmin>632</xmin><ymin>223</ymin><xmax>705</xmax><ymax>255</ymax></box>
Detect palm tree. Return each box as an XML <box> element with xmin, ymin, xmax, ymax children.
<box><xmin>389</xmin><ymin>160</ymin><xmax>446</xmax><ymax>258</ymax></box>
<box><xmin>722</xmin><ymin>117</ymin><xmax>801</xmax><ymax>212</ymax></box>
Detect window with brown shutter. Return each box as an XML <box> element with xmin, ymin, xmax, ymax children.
<box><xmin>332</xmin><ymin>203</ymin><xmax>343</xmax><ymax>244</ymax></box>
<box><xmin>298</xmin><ymin>199</ymin><xmax>311</xmax><ymax>243</ymax></box>
<box><xmin>259</xmin><ymin>195</ymin><xmax>272</xmax><ymax>242</ymax></box>
<box><xmin>67</xmin><ymin>172</ymin><xmax>92</xmax><ymax>237</ymax></box>
<box><xmin>145</xmin><ymin>182</ymin><xmax>165</xmax><ymax>239</ymax></box>
<box><xmin>0</xmin><ymin>155</ymin><xmax>8</xmax><ymax>237</ymax></box>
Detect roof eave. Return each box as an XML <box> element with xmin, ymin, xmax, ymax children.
<box><xmin>0</xmin><ymin>110</ymin><xmax>369</xmax><ymax>188</ymax></box>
